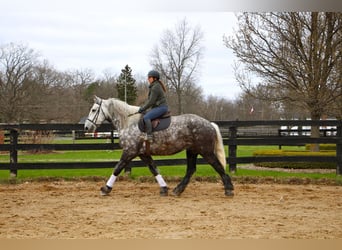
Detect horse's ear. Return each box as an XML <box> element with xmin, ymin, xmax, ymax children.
<box><xmin>94</xmin><ymin>95</ymin><xmax>101</xmax><ymax>104</ymax></box>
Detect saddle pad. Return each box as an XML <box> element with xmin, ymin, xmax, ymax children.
<box><xmin>138</xmin><ymin>116</ymin><xmax>171</xmax><ymax>133</ymax></box>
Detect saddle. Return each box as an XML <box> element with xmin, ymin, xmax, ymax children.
<box><xmin>138</xmin><ymin>111</ymin><xmax>171</xmax><ymax>133</ymax></box>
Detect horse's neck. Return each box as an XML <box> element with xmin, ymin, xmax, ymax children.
<box><xmin>105</xmin><ymin>99</ymin><xmax>140</xmax><ymax>130</ymax></box>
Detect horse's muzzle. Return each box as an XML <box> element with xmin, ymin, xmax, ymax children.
<box><xmin>84</xmin><ymin>120</ymin><xmax>96</xmax><ymax>132</ymax></box>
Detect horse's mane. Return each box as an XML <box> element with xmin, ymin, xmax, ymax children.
<box><xmin>109</xmin><ymin>98</ymin><xmax>138</xmax><ymax>114</ymax></box>
<box><xmin>106</xmin><ymin>98</ymin><xmax>140</xmax><ymax>129</ymax></box>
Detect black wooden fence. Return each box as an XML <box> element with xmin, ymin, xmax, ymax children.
<box><xmin>0</xmin><ymin>120</ymin><xmax>341</xmax><ymax>177</ymax></box>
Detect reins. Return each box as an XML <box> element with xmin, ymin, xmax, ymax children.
<box><xmin>128</xmin><ymin>112</ymin><xmax>139</xmax><ymax>117</ymax></box>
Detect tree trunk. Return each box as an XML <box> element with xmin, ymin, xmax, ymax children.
<box><xmin>310</xmin><ymin>112</ymin><xmax>320</xmax><ymax>152</ymax></box>
<box><xmin>177</xmin><ymin>90</ymin><xmax>182</xmax><ymax>115</ymax></box>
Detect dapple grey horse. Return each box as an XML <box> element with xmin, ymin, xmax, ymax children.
<box><xmin>84</xmin><ymin>96</ymin><xmax>234</xmax><ymax>197</ymax></box>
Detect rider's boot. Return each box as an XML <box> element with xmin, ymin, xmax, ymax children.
<box><xmin>144</xmin><ymin>119</ymin><xmax>153</xmax><ymax>143</ymax></box>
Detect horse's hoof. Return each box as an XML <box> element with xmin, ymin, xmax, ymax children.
<box><xmin>124</xmin><ymin>171</ymin><xmax>131</xmax><ymax>177</ymax></box>
<box><xmin>100</xmin><ymin>185</ymin><xmax>112</xmax><ymax>196</ymax></box>
<box><xmin>172</xmin><ymin>187</ymin><xmax>183</xmax><ymax>197</ymax></box>
<box><xmin>160</xmin><ymin>186</ymin><xmax>169</xmax><ymax>196</ymax></box>
<box><xmin>225</xmin><ymin>189</ymin><xmax>234</xmax><ymax>197</ymax></box>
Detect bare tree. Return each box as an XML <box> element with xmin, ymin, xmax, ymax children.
<box><xmin>235</xmin><ymin>91</ymin><xmax>282</xmax><ymax>121</ymax></box>
<box><xmin>67</xmin><ymin>69</ymin><xmax>96</xmax><ymax>122</ymax></box>
<box><xmin>150</xmin><ymin>18</ymin><xmax>204</xmax><ymax>114</ymax></box>
<box><xmin>35</xmin><ymin>67</ymin><xmax>95</xmax><ymax>123</ymax></box>
<box><xmin>133</xmin><ymin>74</ymin><xmax>149</xmax><ymax>106</ymax></box>
<box><xmin>190</xmin><ymin>94</ymin><xmax>237</xmax><ymax>121</ymax></box>
<box><xmin>225</xmin><ymin>12</ymin><xmax>342</xmax><ymax>147</ymax></box>
<box><xmin>182</xmin><ymin>83</ymin><xmax>204</xmax><ymax>114</ymax></box>
<box><xmin>30</xmin><ymin>61</ymin><xmax>74</xmax><ymax>122</ymax></box>
<box><xmin>25</xmin><ymin>61</ymin><xmax>57</xmax><ymax>122</ymax></box>
<box><xmin>0</xmin><ymin>43</ymin><xmax>39</xmax><ymax>122</ymax></box>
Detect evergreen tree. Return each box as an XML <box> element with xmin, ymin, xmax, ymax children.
<box><xmin>116</xmin><ymin>65</ymin><xmax>137</xmax><ymax>104</ymax></box>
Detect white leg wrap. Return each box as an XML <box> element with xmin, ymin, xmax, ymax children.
<box><xmin>106</xmin><ymin>174</ymin><xmax>117</xmax><ymax>188</ymax></box>
<box><xmin>155</xmin><ymin>174</ymin><xmax>167</xmax><ymax>187</ymax></box>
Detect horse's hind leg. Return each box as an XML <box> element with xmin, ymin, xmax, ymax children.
<box><xmin>139</xmin><ymin>154</ymin><xmax>168</xmax><ymax>196</ymax></box>
<box><xmin>173</xmin><ymin>150</ymin><xmax>197</xmax><ymax>196</ymax></box>
<box><xmin>202</xmin><ymin>153</ymin><xmax>234</xmax><ymax>197</ymax></box>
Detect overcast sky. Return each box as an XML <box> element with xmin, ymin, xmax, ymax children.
<box><xmin>0</xmin><ymin>1</ymin><xmax>244</xmax><ymax>100</ymax></box>
<box><xmin>3</xmin><ymin>1</ymin><xmax>336</xmax><ymax>100</ymax></box>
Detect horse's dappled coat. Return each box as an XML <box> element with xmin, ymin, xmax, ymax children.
<box><xmin>121</xmin><ymin>114</ymin><xmax>216</xmax><ymax>156</ymax></box>
<box><xmin>84</xmin><ymin>97</ymin><xmax>234</xmax><ymax>196</ymax></box>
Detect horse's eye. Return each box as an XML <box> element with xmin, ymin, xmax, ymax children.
<box><xmin>92</xmin><ymin>109</ymin><xmax>96</xmax><ymax>112</ymax></box>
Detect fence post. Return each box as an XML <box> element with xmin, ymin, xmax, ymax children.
<box><xmin>110</xmin><ymin>131</ymin><xmax>114</xmax><ymax>144</ymax></box>
<box><xmin>278</xmin><ymin>128</ymin><xmax>282</xmax><ymax>150</ymax></box>
<box><xmin>10</xmin><ymin>129</ymin><xmax>18</xmax><ymax>177</ymax></box>
<box><xmin>337</xmin><ymin>125</ymin><xmax>342</xmax><ymax>175</ymax></box>
<box><xmin>228</xmin><ymin>126</ymin><xmax>237</xmax><ymax>173</ymax></box>
<box><xmin>72</xmin><ymin>130</ymin><xmax>75</xmax><ymax>144</ymax></box>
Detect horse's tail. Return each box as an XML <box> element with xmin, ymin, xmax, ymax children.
<box><xmin>211</xmin><ymin>122</ymin><xmax>226</xmax><ymax>170</ymax></box>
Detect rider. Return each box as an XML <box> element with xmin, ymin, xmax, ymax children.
<box><xmin>138</xmin><ymin>70</ymin><xmax>168</xmax><ymax>142</ymax></box>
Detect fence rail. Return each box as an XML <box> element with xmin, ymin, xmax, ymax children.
<box><xmin>0</xmin><ymin>120</ymin><xmax>341</xmax><ymax>176</ymax></box>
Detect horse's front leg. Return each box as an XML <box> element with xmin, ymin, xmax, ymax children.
<box><xmin>100</xmin><ymin>152</ymin><xmax>135</xmax><ymax>196</ymax></box>
<box><xmin>139</xmin><ymin>154</ymin><xmax>168</xmax><ymax>196</ymax></box>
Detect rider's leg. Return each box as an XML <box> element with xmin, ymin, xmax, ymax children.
<box><xmin>143</xmin><ymin>105</ymin><xmax>168</xmax><ymax>141</ymax></box>
<box><xmin>144</xmin><ymin>119</ymin><xmax>153</xmax><ymax>141</ymax></box>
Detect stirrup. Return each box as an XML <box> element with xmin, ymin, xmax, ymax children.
<box><xmin>144</xmin><ymin>134</ymin><xmax>153</xmax><ymax>143</ymax></box>
<box><xmin>139</xmin><ymin>133</ymin><xmax>153</xmax><ymax>143</ymax></box>
<box><xmin>139</xmin><ymin>133</ymin><xmax>148</xmax><ymax>141</ymax></box>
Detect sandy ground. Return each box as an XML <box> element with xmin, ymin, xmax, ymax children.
<box><xmin>0</xmin><ymin>180</ymin><xmax>341</xmax><ymax>239</ymax></box>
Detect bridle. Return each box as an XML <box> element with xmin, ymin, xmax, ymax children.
<box><xmin>86</xmin><ymin>99</ymin><xmax>112</xmax><ymax>128</ymax></box>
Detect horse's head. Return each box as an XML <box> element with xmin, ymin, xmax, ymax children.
<box><xmin>84</xmin><ymin>96</ymin><xmax>109</xmax><ymax>132</ymax></box>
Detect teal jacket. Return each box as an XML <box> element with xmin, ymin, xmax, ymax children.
<box><xmin>140</xmin><ymin>80</ymin><xmax>167</xmax><ymax>111</ymax></box>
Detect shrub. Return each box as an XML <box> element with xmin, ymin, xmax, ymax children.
<box><xmin>21</xmin><ymin>130</ymin><xmax>55</xmax><ymax>154</ymax></box>
<box><xmin>0</xmin><ymin>130</ymin><xmax>4</xmax><ymax>144</ymax></box>
<box><xmin>305</xmin><ymin>144</ymin><xmax>336</xmax><ymax>151</ymax></box>
<box><xmin>253</xmin><ymin>150</ymin><xmax>336</xmax><ymax>169</ymax></box>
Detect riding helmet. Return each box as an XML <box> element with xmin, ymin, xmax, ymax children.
<box><xmin>147</xmin><ymin>70</ymin><xmax>160</xmax><ymax>79</ymax></box>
